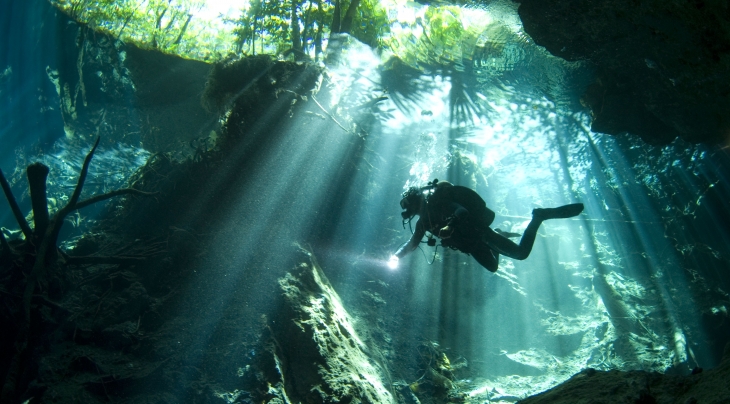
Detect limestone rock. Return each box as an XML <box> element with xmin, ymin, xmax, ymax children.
<box><xmin>520</xmin><ymin>343</ymin><xmax>730</xmax><ymax>403</ymax></box>
<box><xmin>263</xmin><ymin>250</ymin><xmax>394</xmax><ymax>404</ymax></box>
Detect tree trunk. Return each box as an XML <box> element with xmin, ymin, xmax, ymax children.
<box><xmin>300</xmin><ymin>0</ymin><xmax>315</xmax><ymax>55</ymax></box>
<box><xmin>331</xmin><ymin>0</ymin><xmax>341</xmax><ymax>33</ymax></box>
<box><xmin>155</xmin><ymin>6</ymin><xmax>168</xmax><ymax>30</ymax></box>
<box><xmin>26</xmin><ymin>163</ymin><xmax>50</xmax><ymax>240</ymax></box>
<box><xmin>314</xmin><ymin>0</ymin><xmax>324</xmax><ymax>60</ymax></box>
<box><xmin>173</xmin><ymin>13</ymin><xmax>193</xmax><ymax>45</ymax></box>
<box><xmin>291</xmin><ymin>0</ymin><xmax>302</xmax><ymax>52</ymax></box>
<box><xmin>340</xmin><ymin>0</ymin><xmax>361</xmax><ymax>34</ymax></box>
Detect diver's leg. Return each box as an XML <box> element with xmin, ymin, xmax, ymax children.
<box><xmin>482</xmin><ymin>222</ymin><xmax>539</xmax><ymax>261</ymax></box>
<box><xmin>482</xmin><ymin>203</ymin><xmax>583</xmax><ymax>261</ymax></box>
<box><xmin>533</xmin><ymin>203</ymin><xmax>584</xmax><ymax>220</ymax></box>
<box><xmin>471</xmin><ymin>245</ymin><xmax>499</xmax><ymax>272</ymax></box>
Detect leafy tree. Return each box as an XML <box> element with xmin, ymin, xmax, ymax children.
<box><xmin>232</xmin><ymin>0</ymin><xmax>292</xmax><ymax>55</ymax></box>
<box><xmin>51</xmin><ymin>0</ymin><xmax>221</xmax><ymax>59</ymax></box>
<box><xmin>50</xmin><ymin>0</ymin><xmax>531</xmax><ymax>125</ymax></box>
<box><xmin>346</xmin><ymin>0</ymin><xmax>389</xmax><ymax>48</ymax></box>
<box><xmin>382</xmin><ymin>6</ymin><xmax>490</xmax><ymax>123</ymax></box>
<box><xmin>380</xmin><ymin>6</ymin><xmax>539</xmax><ymax>124</ymax></box>
<box><xmin>230</xmin><ymin>0</ymin><xmax>388</xmax><ymax>60</ymax></box>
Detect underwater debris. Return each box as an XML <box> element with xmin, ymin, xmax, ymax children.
<box><xmin>405</xmin><ymin>340</ymin><xmax>470</xmax><ymax>403</ymax></box>
<box><xmin>201</xmin><ymin>55</ymin><xmax>323</xmax><ymax>114</ymax></box>
<box><xmin>200</xmin><ymin>55</ymin><xmax>324</xmax><ymax>149</ymax></box>
<box><xmin>0</xmin><ymin>137</ymin><xmax>156</xmax><ymax>402</ymax></box>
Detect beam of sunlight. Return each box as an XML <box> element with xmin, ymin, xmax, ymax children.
<box><xmin>4</xmin><ymin>1</ymin><xmax>730</xmax><ymax>402</ymax></box>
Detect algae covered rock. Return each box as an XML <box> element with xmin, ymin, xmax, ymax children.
<box><xmin>258</xmin><ymin>249</ymin><xmax>394</xmax><ymax>403</ymax></box>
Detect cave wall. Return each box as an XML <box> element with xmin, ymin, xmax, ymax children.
<box><xmin>517</xmin><ymin>0</ymin><xmax>730</xmax><ymax>145</ymax></box>
<box><xmin>39</xmin><ymin>3</ymin><xmax>217</xmax><ymax>152</ymax></box>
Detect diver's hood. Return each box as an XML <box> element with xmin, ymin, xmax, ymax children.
<box><xmin>400</xmin><ymin>187</ymin><xmax>423</xmax><ymax>220</ymax></box>
<box><xmin>401</xmin><ymin>210</ymin><xmax>414</xmax><ymax>220</ymax></box>
<box><xmin>400</xmin><ymin>179</ymin><xmax>442</xmax><ymax>221</ymax></box>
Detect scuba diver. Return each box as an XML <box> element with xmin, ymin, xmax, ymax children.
<box><xmin>390</xmin><ymin>179</ymin><xmax>584</xmax><ymax>272</ymax></box>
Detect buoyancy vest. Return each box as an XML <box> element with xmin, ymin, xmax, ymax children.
<box><xmin>425</xmin><ymin>184</ymin><xmax>495</xmax><ymax>233</ymax></box>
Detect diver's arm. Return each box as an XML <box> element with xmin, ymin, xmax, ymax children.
<box><xmin>395</xmin><ymin>218</ymin><xmax>426</xmax><ymax>258</ymax></box>
<box><xmin>438</xmin><ymin>203</ymin><xmax>470</xmax><ymax>239</ymax></box>
<box><xmin>439</xmin><ymin>203</ymin><xmax>468</xmax><ymax>232</ymax></box>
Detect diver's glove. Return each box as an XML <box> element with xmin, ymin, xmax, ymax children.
<box><xmin>439</xmin><ymin>225</ymin><xmax>454</xmax><ymax>239</ymax></box>
<box><xmin>439</xmin><ymin>215</ymin><xmax>459</xmax><ymax>239</ymax></box>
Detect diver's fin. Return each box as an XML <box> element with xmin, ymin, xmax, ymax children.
<box><xmin>533</xmin><ymin>203</ymin><xmax>584</xmax><ymax>220</ymax></box>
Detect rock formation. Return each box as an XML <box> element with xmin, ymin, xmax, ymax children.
<box><xmin>517</xmin><ymin>0</ymin><xmax>730</xmax><ymax>145</ymax></box>
<box><xmin>521</xmin><ymin>343</ymin><xmax>730</xmax><ymax>404</ymax></box>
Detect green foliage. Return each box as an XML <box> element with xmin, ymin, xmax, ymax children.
<box><xmin>382</xmin><ymin>6</ymin><xmax>499</xmax><ymax>122</ymax></box>
<box><xmin>51</xmin><ymin>0</ymin><xmax>232</xmax><ymax>60</ymax></box>
<box><xmin>231</xmin><ymin>0</ymin><xmax>389</xmax><ymax>59</ymax></box>
<box><xmin>52</xmin><ymin>0</ymin><xmax>389</xmax><ymax>61</ymax></box>
<box><xmin>348</xmin><ymin>0</ymin><xmax>389</xmax><ymax>48</ymax></box>
<box><xmin>49</xmin><ymin>0</ymin><xmax>535</xmax><ymax>124</ymax></box>
<box><xmin>232</xmin><ymin>0</ymin><xmax>310</xmax><ymax>55</ymax></box>
<box><xmin>385</xmin><ymin>6</ymin><xmax>494</xmax><ymax>70</ymax></box>
<box><xmin>50</xmin><ymin>0</ymin><xmax>498</xmax><ymax>72</ymax></box>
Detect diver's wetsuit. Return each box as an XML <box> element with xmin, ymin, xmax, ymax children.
<box><xmin>394</xmin><ymin>182</ymin><xmax>583</xmax><ymax>272</ymax></box>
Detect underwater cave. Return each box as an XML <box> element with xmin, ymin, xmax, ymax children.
<box><xmin>1</xmin><ymin>0</ymin><xmax>730</xmax><ymax>403</ymax></box>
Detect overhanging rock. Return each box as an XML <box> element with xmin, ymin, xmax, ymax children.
<box><xmin>517</xmin><ymin>0</ymin><xmax>730</xmax><ymax>145</ymax></box>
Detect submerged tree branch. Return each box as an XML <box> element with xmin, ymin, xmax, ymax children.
<box><xmin>1</xmin><ymin>136</ymin><xmax>156</xmax><ymax>402</ymax></box>
<box><xmin>68</xmin><ymin>136</ymin><xmax>100</xmax><ymax>210</ymax></box>
<box><xmin>75</xmin><ymin>188</ymin><xmax>157</xmax><ymax>210</ymax></box>
<box><xmin>0</xmin><ymin>168</ymin><xmax>32</xmax><ymax>240</ymax></box>
<box><xmin>310</xmin><ymin>95</ymin><xmax>350</xmax><ymax>133</ymax></box>
<box><xmin>57</xmin><ymin>244</ymin><xmax>163</xmax><ymax>264</ymax></box>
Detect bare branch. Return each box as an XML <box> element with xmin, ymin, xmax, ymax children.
<box><xmin>44</xmin><ymin>137</ymin><xmax>102</xmax><ymax>263</ymax></box>
<box><xmin>0</xmin><ymin>168</ymin><xmax>32</xmax><ymax>240</ymax></box>
<box><xmin>310</xmin><ymin>95</ymin><xmax>350</xmax><ymax>133</ymax></box>
<box><xmin>58</xmin><ymin>249</ymin><xmax>156</xmax><ymax>265</ymax></box>
<box><xmin>64</xmin><ymin>255</ymin><xmax>148</xmax><ymax>265</ymax></box>
<box><xmin>75</xmin><ymin>188</ymin><xmax>158</xmax><ymax>210</ymax></box>
<box><xmin>67</xmin><ymin>136</ymin><xmax>100</xmax><ymax>210</ymax></box>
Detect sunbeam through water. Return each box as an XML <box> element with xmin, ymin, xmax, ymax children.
<box><xmin>1</xmin><ymin>0</ymin><xmax>730</xmax><ymax>403</ymax></box>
